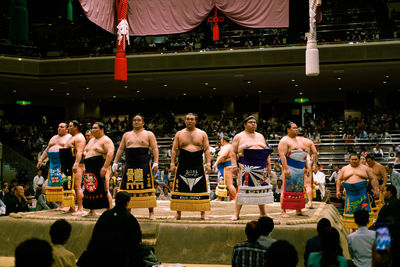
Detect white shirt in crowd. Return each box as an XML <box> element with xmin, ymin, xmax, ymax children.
<box><xmin>347</xmin><ymin>226</ymin><xmax>375</xmax><ymax>267</ymax></box>
<box><xmin>33</xmin><ymin>174</ymin><xmax>45</xmax><ymax>194</ymax></box>
<box><xmin>313</xmin><ymin>170</ymin><xmax>326</xmax><ymax>198</ymax></box>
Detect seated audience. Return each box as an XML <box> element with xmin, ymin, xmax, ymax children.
<box><xmin>77</xmin><ymin>191</ymin><xmax>145</xmax><ymax>267</ymax></box>
<box><xmin>386</xmin><ymin>164</ymin><xmax>400</xmax><ymax>198</ymax></box>
<box><xmin>347</xmin><ymin>209</ymin><xmax>375</xmax><ymax>267</ymax></box>
<box><xmin>50</xmin><ymin>219</ymin><xmax>76</xmax><ymax>267</ymax></box>
<box><xmin>232</xmin><ymin>221</ymin><xmax>267</xmax><ymax>267</ymax></box>
<box><xmin>36</xmin><ymin>186</ymin><xmax>58</xmax><ymax>211</ymax></box>
<box><xmin>157</xmin><ymin>186</ymin><xmax>171</xmax><ymax>200</ymax></box>
<box><xmin>265</xmin><ymin>240</ymin><xmax>298</xmax><ymax>267</ymax></box>
<box><xmin>0</xmin><ymin>181</ymin><xmax>9</xmax><ymax>201</ymax></box>
<box><xmin>257</xmin><ymin>216</ymin><xmax>276</xmax><ymax>249</ymax></box>
<box><xmin>15</xmin><ymin>238</ymin><xmax>53</xmax><ymax>267</ymax></box>
<box><xmin>5</xmin><ymin>184</ymin><xmax>30</xmax><ymax>215</ymax></box>
<box><xmin>307</xmin><ymin>227</ymin><xmax>347</xmax><ymax>267</ymax></box>
<box><xmin>304</xmin><ymin>218</ymin><xmax>343</xmax><ymax>266</ymax></box>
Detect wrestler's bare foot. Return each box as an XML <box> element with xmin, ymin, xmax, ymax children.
<box><xmin>200</xmin><ymin>212</ymin><xmax>209</xmax><ymax>220</ymax></box>
<box><xmin>295</xmin><ymin>210</ymin><xmax>308</xmax><ymax>216</ymax></box>
<box><xmin>231</xmin><ymin>215</ymin><xmax>240</xmax><ymax>221</ymax></box>
<box><xmin>72</xmin><ymin>210</ymin><xmax>84</xmax><ymax>216</ymax></box>
<box><xmin>173</xmin><ymin>212</ymin><xmax>181</xmax><ymax>220</ymax></box>
<box><xmin>82</xmin><ymin>210</ymin><xmax>97</xmax><ymax>217</ymax></box>
<box><xmin>63</xmin><ymin>207</ymin><xmax>76</xmax><ymax>213</ymax></box>
<box><xmin>149</xmin><ymin>213</ymin><xmax>156</xmax><ymax>221</ymax></box>
<box><xmin>281</xmin><ymin>212</ymin><xmax>290</xmax><ymax>218</ymax></box>
<box><xmin>306</xmin><ymin>203</ymin><xmax>314</xmax><ymax>209</ymax></box>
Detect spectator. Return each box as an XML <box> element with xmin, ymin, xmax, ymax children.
<box><xmin>373</xmin><ymin>144</ymin><xmax>384</xmax><ymax>159</ymax></box>
<box><xmin>265</xmin><ymin>240</ymin><xmax>298</xmax><ymax>267</ymax></box>
<box><xmin>50</xmin><ymin>219</ymin><xmax>76</xmax><ymax>267</ymax></box>
<box><xmin>157</xmin><ymin>186</ymin><xmax>171</xmax><ymax>200</ymax></box>
<box><xmin>386</xmin><ymin>164</ymin><xmax>400</xmax><ymax>198</ymax></box>
<box><xmin>36</xmin><ymin>186</ymin><xmax>58</xmax><ymax>211</ymax></box>
<box><xmin>33</xmin><ymin>169</ymin><xmax>45</xmax><ymax>194</ymax></box>
<box><xmin>273</xmin><ymin>179</ymin><xmax>283</xmax><ymax>202</ymax></box>
<box><xmin>377</xmin><ymin>184</ymin><xmax>400</xmax><ymax>224</ymax></box>
<box><xmin>313</xmin><ymin>163</ymin><xmax>326</xmax><ymax>201</ymax></box>
<box><xmin>348</xmin><ymin>209</ymin><xmax>375</xmax><ymax>267</ymax></box>
<box><xmin>327</xmin><ymin>165</ymin><xmax>340</xmax><ymax>184</ymax></box>
<box><xmin>304</xmin><ymin>218</ymin><xmax>343</xmax><ymax>266</ymax></box>
<box><xmin>5</xmin><ymin>185</ymin><xmax>30</xmax><ymax>215</ymax></box>
<box><xmin>77</xmin><ymin>191</ymin><xmax>145</xmax><ymax>267</ymax></box>
<box><xmin>0</xmin><ymin>181</ymin><xmax>9</xmax><ymax>201</ymax></box>
<box><xmin>113</xmin><ymin>178</ymin><xmax>121</xmax><ymax>199</ymax></box>
<box><xmin>232</xmin><ymin>221</ymin><xmax>267</xmax><ymax>267</ymax></box>
<box><xmin>388</xmin><ymin>144</ymin><xmax>400</xmax><ymax>156</ymax></box>
<box><xmin>257</xmin><ymin>216</ymin><xmax>276</xmax><ymax>249</ymax></box>
<box><xmin>371</xmin><ymin>222</ymin><xmax>400</xmax><ymax>267</ymax></box>
<box><xmin>307</xmin><ymin>227</ymin><xmax>347</xmax><ymax>267</ymax></box>
<box><xmin>0</xmin><ymin>198</ymin><xmax>5</xmax><ymax>215</ymax></box>
<box><xmin>15</xmin><ymin>238</ymin><xmax>53</xmax><ymax>267</ymax></box>
<box><xmin>393</xmin><ymin>153</ymin><xmax>400</xmax><ymax>167</ymax></box>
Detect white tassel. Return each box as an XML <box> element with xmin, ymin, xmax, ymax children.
<box><xmin>117</xmin><ymin>19</ymin><xmax>130</xmax><ymax>47</ymax></box>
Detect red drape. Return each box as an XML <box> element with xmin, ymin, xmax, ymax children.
<box><xmin>79</xmin><ymin>0</ymin><xmax>289</xmax><ymax>36</ymax></box>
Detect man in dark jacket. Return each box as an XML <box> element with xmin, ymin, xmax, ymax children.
<box><xmin>377</xmin><ymin>184</ymin><xmax>400</xmax><ymax>224</ymax></box>
<box><xmin>77</xmin><ymin>191</ymin><xmax>144</xmax><ymax>267</ymax></box>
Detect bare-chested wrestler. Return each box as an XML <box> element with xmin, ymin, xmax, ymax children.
<box><xmin>112</xmin><ymin>114</ymin><xmax>159</xmax><ymax>220</ymax></box>
<box><xmin>37</xmin><ymin>122</ymin><xmax>71</xmax><ymax>210</ymax></box>
<box><xmin>83</xmin><ymin>122</ymin><xmax>114</xmax><ymax>216</ymax></box>
<box><xmin>298</xmin><ymin>129</ymin><xmax>318</xmax><ymax>209</ymax></box>
<box><xmin>336</xmin><ymin>153</ymin><xmax>379</xmax><ymax>215</ymax></box>
<box><xmin>366</xmin><ymin>153</ymin><xmax>388</xmax><ymax>200</ymax></box>
<box><xmin>278</xmin><ymin>122</ymin><xmax>310</xmax><ymax>218</ymax></box>
<box><xmin>62</xmin><ymin>120</ymin><xmax>86</xmax><ymax>215</ymax></box>
<box><xmin>213</xmin><ymin>136</ymin><xmax>236</xmax><ymax>201</ymax></box>
<box><xmin>170</xmin><ymin>113</ymin><xmax>211</xmax><ymax>220</ymax></box>
<box><xmin>230</xmin><ymin>116</ymin><xmax>273</xmax><ymax>221</ymax></box>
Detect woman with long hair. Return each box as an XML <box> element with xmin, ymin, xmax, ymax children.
<box><xmin>307</xmin><ymin>227</ymin><xmax>347</xmax><ymax>267</ymax></box>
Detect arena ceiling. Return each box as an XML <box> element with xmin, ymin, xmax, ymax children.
<box><xmin>0</xmin><ymin>42</ymin><xmax>399</xmax><ymax>104</ymax></box>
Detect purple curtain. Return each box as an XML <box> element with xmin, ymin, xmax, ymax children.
<box><xmin>79</xmin><ymin>0</ymin><xmax>289</xmax><ymax>36</ymax></box>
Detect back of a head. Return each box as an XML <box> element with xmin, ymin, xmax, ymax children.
<box><xmin>386</xmin><ymin>184</ymin><xmax>397</xmax><ymax>199</ymax></box>
<box><xmin>50</xmin><ymin>219</ymin><xmax>72</xmax><ymax>245</ymax></box>
<box><xmin>320</xmin><ymin>227</ymin><xmax>340</xmax><ymax>267</ymax></box>
<box><xmin>258</xmin><ymin>216</ymin><xmax>274</xmax><ymax>236</ymax></box>
<box><xmin>266</xmin><ymin>240</ymin><xmax>298</xmax><ymax>267</ymax></box>
<box><xmin>115</xmin><ymin>191</ymin><xmax>131</xmax><ymax>209</ymax></box>
<box><xmin>15</xmin><ymin>238</ymin><xmax>53</xmax><ymax>267</ymax></box>
<box><xmin>354</xmin><ymin>209</ymin><xmax>370</xmax><ymax>227</ymax></box>
<box><xmin>245</xmin><ymin>221</ymin><xmax>261</xmax><ymax>242</ymax></box>
<box><xmin>317</xmin><ymin>218</ymin><xmax>331</xmax><ymax>235</ymax></box>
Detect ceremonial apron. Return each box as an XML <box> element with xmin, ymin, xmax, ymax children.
<box><xmin>83</xmin><ymin>156</ymin><xmax>109</xmax><ymax>209</ymax></box>
<box><xmin>344</xmin><ymin>181</ymin><xmax>371</xmax><ymax>215</ymax></box>
<box><xmin>46</xmin><ymin>151</ymin><xmax>63</xmax><ymax>202</ymax></box>
<box><xmin>281</xmin><ymin>150</ymin><xmax>307</xmax><ymax>210</ymax></box>
<box><xmin>237</xmin><ymin>149</ymin><xmax>274</xmax><ymax>205</ymax></box>
<box><xmin>119</xmin><ymin>147</ymin><xmax>156</xmax><ymax>209</ymax></box>
<box><xmin>171</xmin><ymin>149</ymin><xmax>210</xmax><ymax>211</ymax></box>
<box><xmin>215</xmin><ymin>161</ymin><xmax>231</xmax><ymax>198</ymax></box>
<box><xmin>59</xmin><ymin>148</ymin><xmax>76</xmax><ymax>207</ymax></box>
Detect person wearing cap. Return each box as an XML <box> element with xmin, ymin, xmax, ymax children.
<box><xmin>386</xmin><ymin>164</ymin><xmax>400</xmax><ymax>198</ymax></box>
<box><xmin>213</xmin><ymin>136</ymin><xmax>235</xmax><ymax>201</ymax></box>
<box><xmin>113</xmin><ymin>114</ymin><xmax>159</xmax><ymax>220</ymax></box>
<box><xmin>230</xmin><ymin>115</ymin><xmax>273</xmax><ymax>221</ymax></box>
<box><xmin>366</xmin><ymin>153</ymin><xmax>388</xmax><ymax>200</ymax></box>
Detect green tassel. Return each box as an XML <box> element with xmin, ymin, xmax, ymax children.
<box><xmin>9</xmin><ymin>0</ymin><xmax>29</xmax><ymax>43</ymax></box>
<box><xmin>67</xmin><ymin>0</ymin><xmax>73</xmax><ymax>22</ymax></box>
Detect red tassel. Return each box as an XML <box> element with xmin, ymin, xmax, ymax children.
<box><xmin>114</xmin><ymin>50</ymin><xmax>127</xmax><ymax>82</ymax></box>
<box><xmin>213</xmin><ymin>23</ymin><xmax>219</xmax><ymax>41</ymax></box>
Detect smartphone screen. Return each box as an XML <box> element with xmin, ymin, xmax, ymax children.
<box><xmin>376</xmin><ymin>225</ymin><xmax>391</xmax><ymax>251</ymax></box>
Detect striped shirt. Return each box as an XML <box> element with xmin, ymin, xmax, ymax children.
<box><xmin>232</xmin><ymin>240</ymin><xmax>268</xmax><ymax>267</ymax></box>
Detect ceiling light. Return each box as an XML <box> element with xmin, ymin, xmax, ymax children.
<box><xmin>295</xmin><ymin>84</ymin><xmax>299</xmax><ymax>87</ymax></box>
<box><xmin>383</xmin><ymin>81</ymin><xmax>387</xmax><ymax>84</ymax></box>
<box><xmin>338</xmin><ymin>87</ymin><xmax>342</xmax><ymax>91</ymax></box>
<box><xmin>385</xmin><ymin>75</ymin><xmax>390</xmax><ymax>78</ymax></box>
<box><xmin>113</xmin><ymin>95</ymin><xmax>116</xmax><ymax>98</ymax></box>
<box><xmin>291</xmin><ymin>79</ymin><xmax>295</xmax><ymax>82</ymax></box>
<box><xmin>124</xmin><ymin>85</ymin><xmax>128</xmax><ymax>89</ymax></box>
<box><xmin>12</xmin><ymin>90</ymin><xmax>17</xmax><ymax>93</ymax></box>
<box><xmin>204</xmin><ymin>82</ymin><xmax>208</xmax><ymax>86</ymax></box>
<box><xmin>337</xmin><ymin>77</ymin><xmax>342</xmax><ymax>80</ymax></box>
<box><xmin>212</xmin><ymin>87</ymin><xmax>216</xmax><ymax>90</ymax></box>
<box><xmin>136</xmin><ymin>90</ymin><xmax>140</xmax><ymax>93</ymax></box>
<box><xmin>247</xmin><ymin>80</ymin><xmax>252</xmax><ymax>84</ymax></box>
<box><xmin>50</xmin><ymin>88</ymin><xmax>54</xmax><ymax>92</ymax></box>
<box><xmin>18</xmin><ymin>58</ymin><xmax>22</xmax><ymax>61</ymax></box>
<box><xmin>66</xmin><ymin>92</ymin><xmax>70</xmax><ymax>96</ymax></box>
<box><xmin>299</xmin><ymin>92</ymin><xmax>303</xmax><ymax>95</ymax></box>
<box><xmin>258</xmin><ymin>90</ymin><xmax>262</xmax><ymax>93</ymax></box>
<box><xmin>183</xmin><ymin>93</ymin><xmax>187</xmax><ymax>96</ymax></box>
<box><xmin>163</xmin><ymin>84</ymin><xmax>168</xmax><ymax>87</ymax></box>
<box><xmin>85</xmin><ymin>87</ymin><xmax>90</xmax><ymax>90</ymax></box>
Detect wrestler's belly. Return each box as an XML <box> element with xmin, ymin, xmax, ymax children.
<box><xmin>180</xmin><ymin>145</ymin><xmax>203</xmax><ymax>152</ymax></box>
<box><xmin>344</xmin><ymin>176</ymin><xmax>367</xmax><ymax>184</ymax></box>
<box><xmin>238</xmin><ymin>145</ymin><xmax>267</xmax><ymax>156</ymax></box>
<box><xmin>126</xmin><ymin>145</ymin><xmax>149</xmax><ymax>149</ymax></box>
<box><xmin>85</xmin><ymin>152</ymin><xmax>105</xmax><ymax>159</ymax></box>
<box><xmin>48</xmin><ymin>145</ymin><xmax>62</xmax><ymax>152</ymax></box>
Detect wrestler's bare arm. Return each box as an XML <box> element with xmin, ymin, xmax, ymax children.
<box><xmin>113</xmin><ymin>133</ymin><xmax>128</xmax><ymax>164</ymax></box>
<box><xmin>230</xmin><ymin>135</ymin><xmax>240</xmax><ymax>167</ymax></box>
<box><xmin>310</xmin><ymin>141</ymin><xmax>318</xmax><ymax>166</ymax></box>
<box><xmin>336</xmin><ymin>167</ymin><xmax>345</xmax><ymax>197</ymax></box>
<box><xmin>367</xmin><ymin>166</ymin><xmax>379</xmax><ymax>196</ymax></box>
<box><xmin>278</xmin><ymin>138</ymin><xmax>290</xmax><ymax>177</ymax></box>
<box><xmin>149</xmin><ymin>131</ymin><xmax>159</xmax><ymax>173</ymax></box>
<box><xmin>380</xmin><ymin>165</ymin><xmax>388</xmax><ymax>186</ymax></box>
<box><xmin>37</xmin><ymin>136</ymin><xmax>55</xmax><ymax>168</ymax></box>
<box><xmin>170</xmin><ymin>131</ymin><xmax>180</xmax><ymax>173</ymax></box>
<box><xmin>74</xmin><ymin>135</ymin><xmax>86</xmax><ymax>165</ymax></box>
<box><xmin>102</xmin><ymin>138</ymin><xmax>115</xmax><ymax>170</ymax></box>
<box><xmin>202</xmin><ymin>131</ymin><xmax>212</xmax><ymax>174</ymax></box>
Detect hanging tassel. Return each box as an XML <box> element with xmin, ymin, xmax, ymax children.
<box><xmin>114</xmin><ymin>0</ymin><xmax>129</xmax><ymax>82</ymax></box>
<box><xmin>9</xmin><ymin>0</ymin><xmax>29</xmax><ymax>43</ymax></box>
<box><xmin>213</xmin><ymin>22</ymin><xmax>219</xmax><ymax>41</ymax></box>
<box><xmin>67</xmin><ymin>0</ymin><xmax>73</xmax><ymax>22</ymax></box>
<box><xmin>114</xmin><ymin>50</ymin><xmax>127</xmax><ymax>82</ymax></box>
